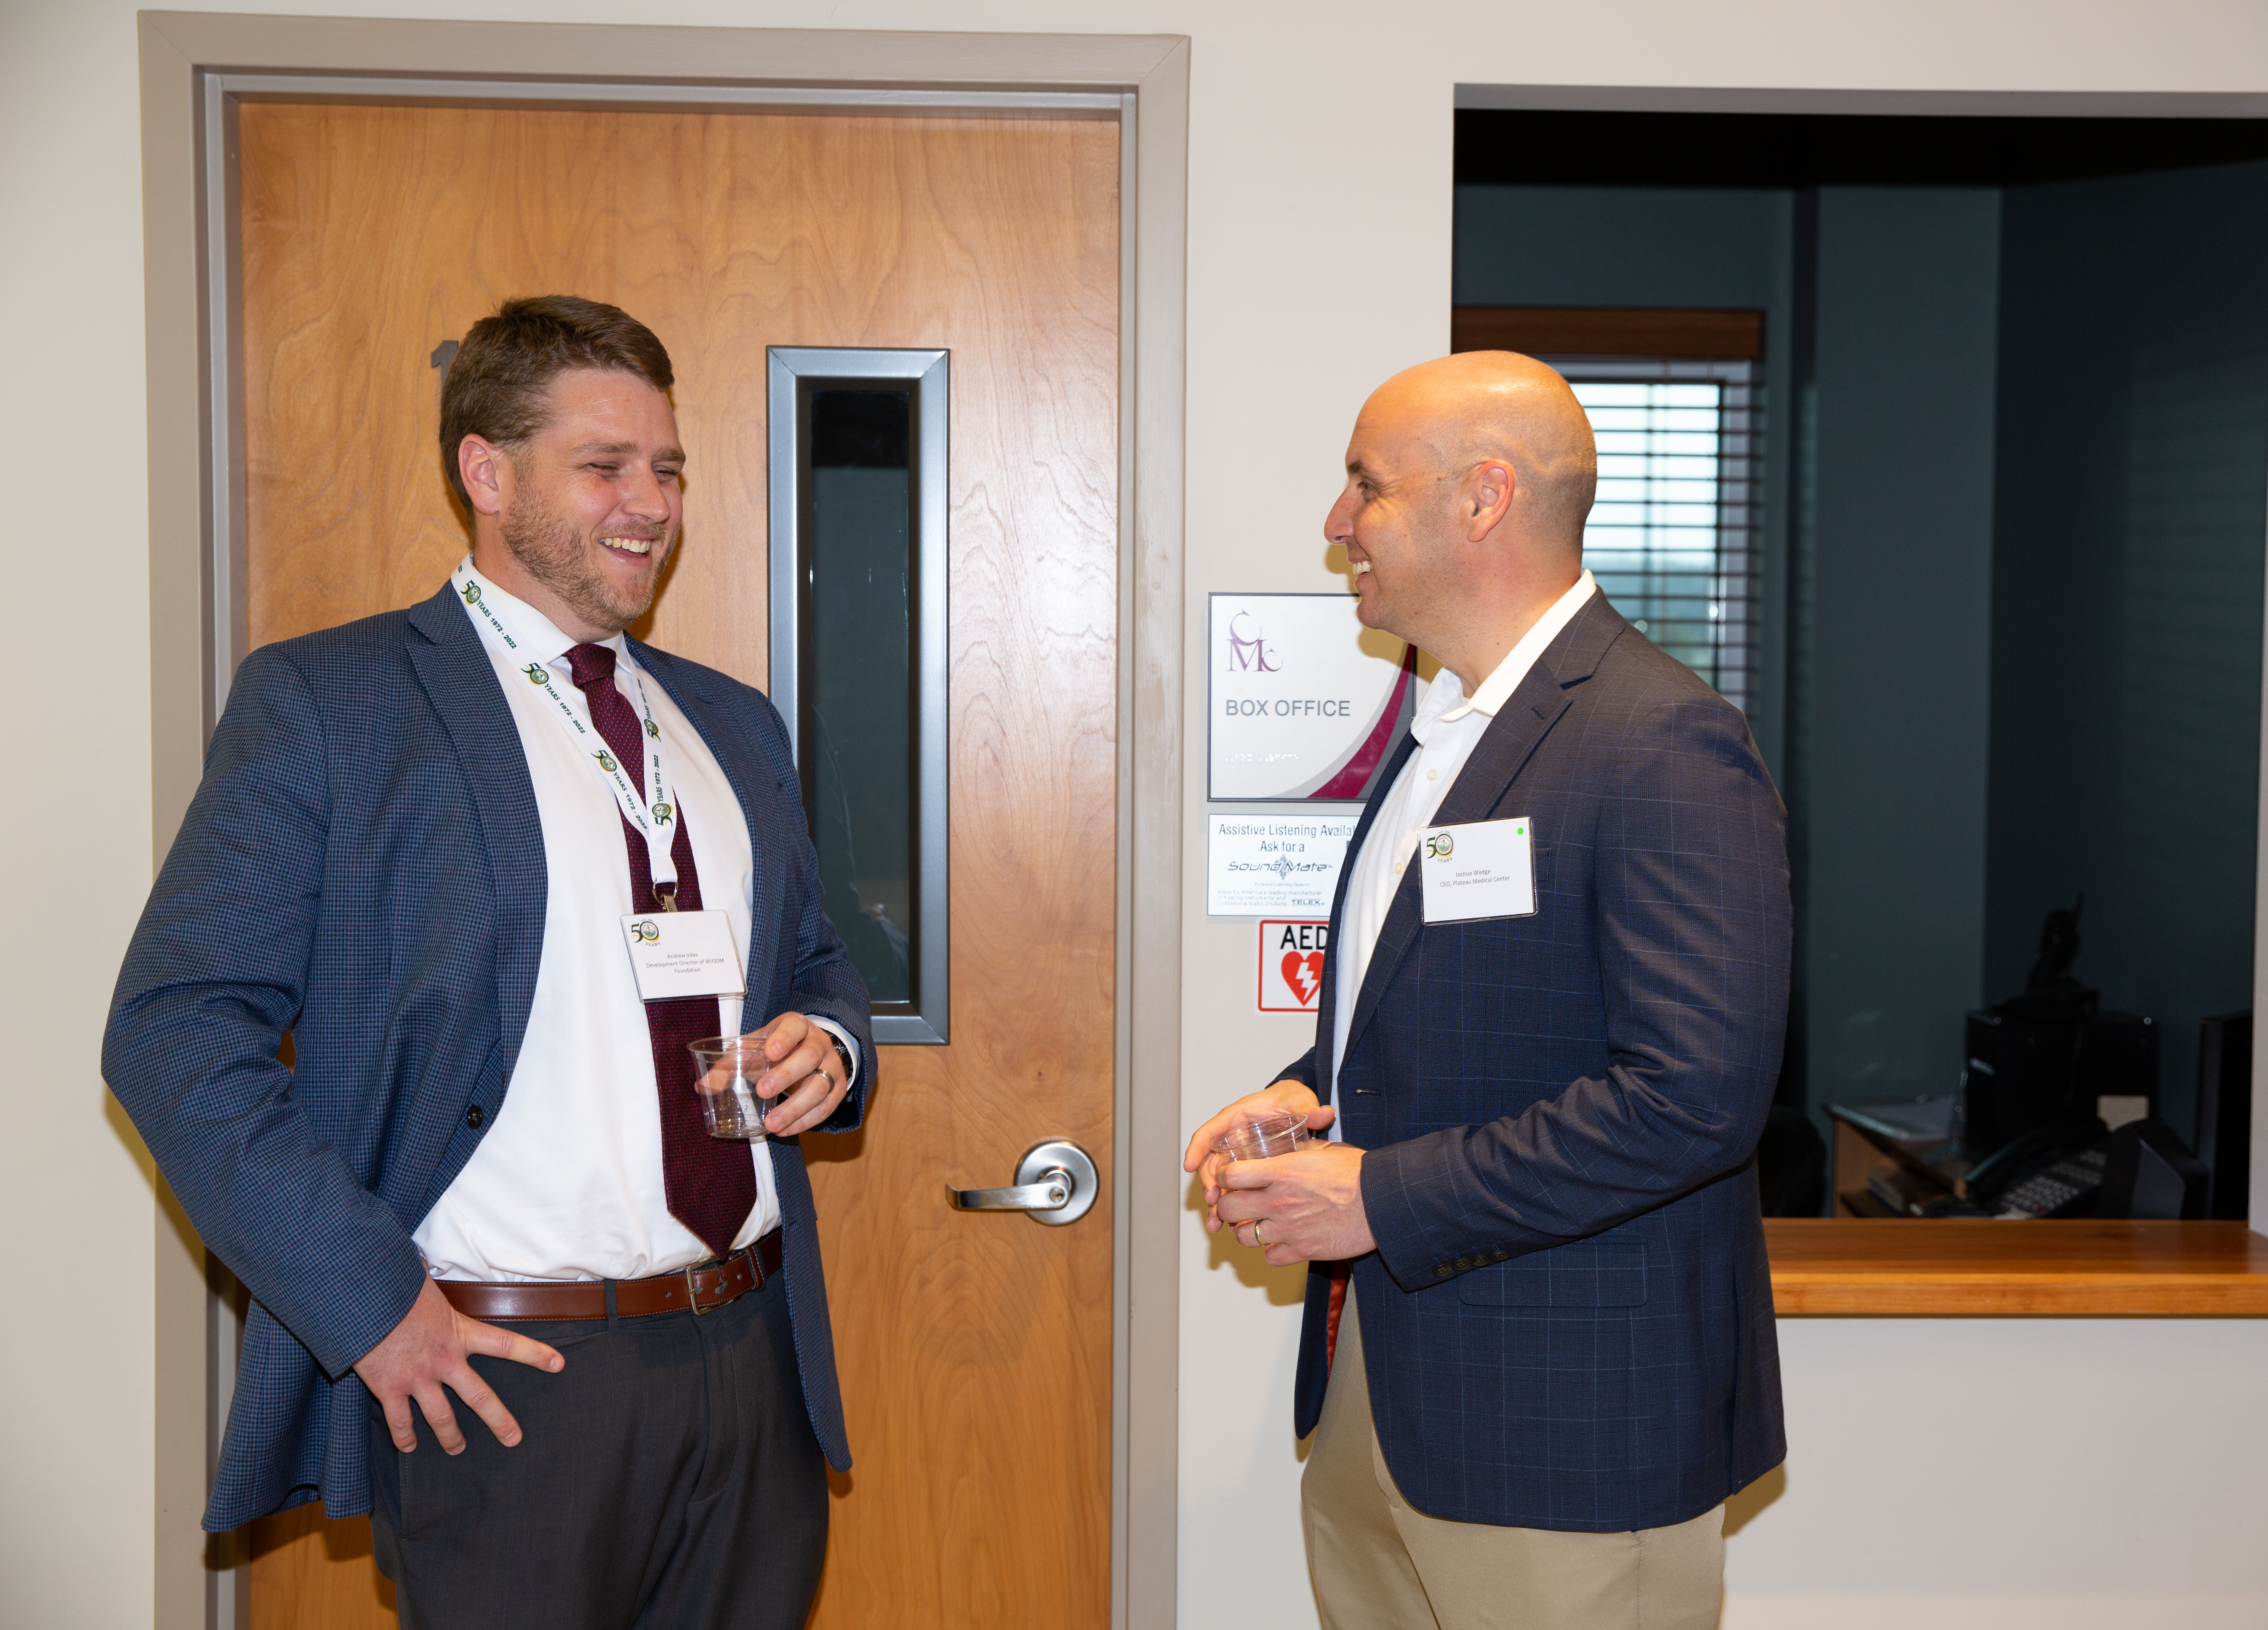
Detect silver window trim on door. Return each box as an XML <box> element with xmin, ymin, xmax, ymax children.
<box><xmin>767</xmin><ymin>346</ymin><xmax>950</xmax><ymax>1045</ymax></box>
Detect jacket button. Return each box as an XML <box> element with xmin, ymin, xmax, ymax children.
<box><xmin>1492</xmin><ymin>1247</ymin><xmax>1510</xmax><ymax>1261</ymax></box>
<box><xmin>1434</xmin><ymin>1263</ymin><xmax>1453</xmax><ymax>1279</ymax></box>
<box><xmin>465</xmin><ymin>1104</ymin><xmax>485</xmax><ymax>1130</ymax></box>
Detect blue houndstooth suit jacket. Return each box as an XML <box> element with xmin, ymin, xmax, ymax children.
<box><xmin>105</xmin><ymin>584</ymin><xmax>873</xmax><ymax>1532</ymax></box>
<box><xmin>1285</xmin><ymin>591</ymin><xmax>1790</xmax><ymax>1532</ymax></box>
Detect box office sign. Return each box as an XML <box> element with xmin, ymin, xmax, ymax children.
<box><xmin>1208</xmin><ymin>593</ymin><xmax>1416</xmax><ymax>802</ymax></box>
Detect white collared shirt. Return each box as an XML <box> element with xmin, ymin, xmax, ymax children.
<box><xmin>1327</xmin><ymin>571</ymin><xmax>1598</xmax><ymax>1121</ymax></box>
<box><xmin>415</xmin><ymin>569</ymin><xmax>849</xmax><ymax>1282</ymax></box>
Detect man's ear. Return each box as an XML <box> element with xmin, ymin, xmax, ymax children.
<box><xmin>1464</xmin><ymin>459</ymin><xmax>1515</xmax><ymax>542</ymax></box>
<box><xmin>458</xmin><ymin>435</ymin><xmax>513</xmax><ymax>519</ymax></box>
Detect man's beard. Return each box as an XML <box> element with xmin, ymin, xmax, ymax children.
<box><xmin>499</xmin><ymin>490</ymin><xmax>669</xmax><ymax>637</ymax></box>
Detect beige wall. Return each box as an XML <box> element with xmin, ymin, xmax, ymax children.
<box><xmin>10</xmin><ymin>1</ymin><xmax>2268</xmax><ymax>1625</ymax></box>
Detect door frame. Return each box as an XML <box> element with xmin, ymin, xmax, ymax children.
<box><xmin>135</xmin><ymin>16</ymin><xmax>1188</xmax><ymax>1630</ymax></box>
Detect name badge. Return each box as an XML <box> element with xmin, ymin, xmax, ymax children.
<box><xmin>618</xmin><ymin>909</ymin><xmax>745</xmax><ymax>1000</ymax></box>
<box><xmin>1418</xmin><ymin>817</ymin><xmax>1537</xmax><ymax>924</ymax></box>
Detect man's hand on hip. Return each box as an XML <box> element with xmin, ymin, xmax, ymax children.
<box><xmin>354</xmin><ymin>1277</ymin><xmax>565</xmax><ymax>1455</ymax></box>
<box><xmin>1214</xmin><ymin>1141</ymin><xmax>1375</xmax><ymax>1267</ymax></box>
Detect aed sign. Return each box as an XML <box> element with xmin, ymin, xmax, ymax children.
<box><xmin>1259</xmin><ymin>919</ymin><xmax>1331</xmax><ymax>1012</ymax></box>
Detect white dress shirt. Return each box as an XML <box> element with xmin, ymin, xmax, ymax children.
<box><xmin>1327</xmin><ymin>571</ymin><xmax>1598</xmax><ymax>1126</ymax></box>
<box><xmin>415</xmin><ymin>567</ymin><xmax>849</xmax><ymax>1282</ymax></box>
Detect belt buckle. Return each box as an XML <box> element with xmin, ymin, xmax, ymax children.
<box><xmin>683</xmin><ymin>1260</ymin><xmax>717</xmax><ymax>1316</ymax></box>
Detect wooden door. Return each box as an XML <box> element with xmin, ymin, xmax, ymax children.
<box><xmin>235</xmin><ymin>102</ymin><xmax>1118</xmax><ymax>1629</ymax></box>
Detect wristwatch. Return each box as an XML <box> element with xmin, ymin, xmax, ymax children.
<box><xmin>823</xmin><ymin>1030</ymin><xmax>854</xmax><ymax>1085</ymax></box>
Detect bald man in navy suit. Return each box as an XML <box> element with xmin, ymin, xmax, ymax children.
<box><xmin>1189</xmin><ymin>352</ymin><xmax>1790</xmax><ymax>1630</ymax></box>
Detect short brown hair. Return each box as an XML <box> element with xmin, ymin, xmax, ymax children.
<box><xmin>438</xmin><ymin>295</ymin><xmax>674</xmax><ymax>511</ymax></box>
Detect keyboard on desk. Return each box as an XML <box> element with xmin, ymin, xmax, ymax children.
<box><xmin>1995</xmin><ymin>1147</ymin><xmax>2107</xmax><ymax>1219</ymax></box>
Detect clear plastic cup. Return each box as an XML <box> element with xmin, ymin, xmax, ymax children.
<box><xmin>687</xmin><ymin>1033</ymin><xmax>777</xmax><ymax>1141</ymax></box>
<box><xmin>1212</xmin><ymin>1111</ymin><xmax>1312</xmax><ymax>1163</ymax></box>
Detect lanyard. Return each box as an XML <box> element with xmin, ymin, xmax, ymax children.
<box><xmin>451</xmin><ymin>556</ymin><xmax>684</xmax><ymax>898</ymax></box>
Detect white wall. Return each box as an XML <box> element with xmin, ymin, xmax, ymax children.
<box><xmin>3</xmin><ymin>5</ymin><xmax>168</xmax><ymax>1627</ymax></box>
<box><xmin>1724</xmin><ymin>1319</ymin><xmax>2268</xmax><ymax>1629</ymax></box>
<box><xmin>9</xmin><ymin>2</ymin><xmax>2268</xmax><ymax>1626</ymax></box>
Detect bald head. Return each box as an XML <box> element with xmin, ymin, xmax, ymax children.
<box><xmin>1357</xmin><ymin>351</ymin><xmax>1598</xmax><ymax>555</ymax></box>
<box><xmin>1327</xmin><ymin>351</ymin><xmax>1598</xmax><ymax>689</ymax></box>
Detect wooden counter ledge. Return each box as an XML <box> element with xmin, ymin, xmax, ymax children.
<box><xmin>1764</xmin><ymin>1219</ymin><xmax>2268</xmax><ymax>1316</ymax></box>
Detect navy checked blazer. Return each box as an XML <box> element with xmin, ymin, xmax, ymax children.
<box><xmin>105</xmin><ymin>584</ymin><xmax>874</xmax><ymax>1532</ymax></box>
<box><xmin>1284</xmin><ymin>592</ymin><xmax>1790</xmax><ymax>1532</ymax></box>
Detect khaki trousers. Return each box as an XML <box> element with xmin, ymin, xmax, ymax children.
<box><xmin>1301</xmin><ymin>1287</ymin><xmax>1724</xmax><ymax>1630</ymax></box>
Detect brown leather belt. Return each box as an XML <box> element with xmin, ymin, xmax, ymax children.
<box><xmin>436</xmin><ymin>1228</ymin><xmax>783</xmax><ymax>1322</ymax></box>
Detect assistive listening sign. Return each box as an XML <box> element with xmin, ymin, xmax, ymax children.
<box><xmin>1207</xmin><ymin>814</ymin><xmax>1358</xmax><ymax>916</ymax></box>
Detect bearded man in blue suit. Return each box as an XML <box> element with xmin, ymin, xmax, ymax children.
<box><xmin>1190</xmin><ymin>351</ymin><xmax>1790</xmax><ymax>1630</ymax></box>
<box><xmin>108</xmin><ymin>297</ymin><xmax>869</xmax><ymax>1630</ymax></box>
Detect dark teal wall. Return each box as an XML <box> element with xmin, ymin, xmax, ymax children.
<box><xmin>1454</xmin><ymin>184</ymin><xmax>2006</xmax><ymax>1110</ymax></box>
<box><xmin>1453</xmin><ymin>174</ymin><xmax>2265</xmax><ymax>1146</ymax></box>
<box><xmin>1453</xmin><ymin>185</ymin><xmax>1792</xmax><ymax>309</ymax></box>
<box><xmin>1986</xmin><ymin>161</ymin><xmax>2268</xmax><ymax>1138</ymax></box>
<box><xmin>1803</xmin><ymin>189</ymin><xmax>2002</xmax><ymax>1104</ymax></box>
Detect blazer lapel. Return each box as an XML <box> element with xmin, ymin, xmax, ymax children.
<box><xmin>404</xmin><ymin>585</ymin><xmax>548</xmax><ymax>1078</ymax></box>
<box><xmin>631</xmin><ymin>641</ymin><xmax>783</xmax><ymax>1006</ymax></box>
<box><xmin>1313</xmin><ymin>731</ymin><xmax>1421</xmax><ymax>1105</ymax></box>
<box><xmin>1335</xmin><ymin>594</ymin><xmax>1628</xmax><ymax>1073</ymax></box>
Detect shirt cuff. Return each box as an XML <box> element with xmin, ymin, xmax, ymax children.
<box><xmin>806</xmin><ymin>1015</ymin><xmax>860</xmax><ymax>1088</ymax></box>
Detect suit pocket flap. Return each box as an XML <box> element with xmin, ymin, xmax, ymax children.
<box><xmin>1458</xmin><ymin>1240</ymin><xmax>1648</xmax><ymax>1307</ymax></box>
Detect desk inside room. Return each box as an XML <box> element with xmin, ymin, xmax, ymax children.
<box><xmin>1787</xmin><ymin>1098</ymin><xmax>2268</xmax><ymax>1316</ymax></box>
<box><xmin>1827</xmin><ymin>1098</ymin><xmax>1967</xmax><ymax>1217</ymax></box>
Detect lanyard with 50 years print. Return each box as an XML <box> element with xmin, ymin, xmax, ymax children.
<box><xmin>451</xmin><ymin>556</ymin><xmax>686</xmax><ymax>899</ymax></box>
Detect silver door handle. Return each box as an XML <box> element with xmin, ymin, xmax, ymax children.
<box><xmin>951</xmin><ymin>1174</ymin><xmax>1069</xmax><ymax>1211</ymax></box>
<box><xmin>947</xmin><ymin>1138</ymin><xmax>1099</xmax><ymax>1226</ymax></box>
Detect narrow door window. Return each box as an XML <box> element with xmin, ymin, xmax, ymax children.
<box><xmin>768</xmin><ymin>348</ymin><xmax>949</xmax><ymax>1043</ymax></box>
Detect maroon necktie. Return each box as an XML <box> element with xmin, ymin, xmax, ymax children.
<box><xmin>567</xmin><ymin>641</ymin><xmax>755</xmax><ymax>1259</ymax></box>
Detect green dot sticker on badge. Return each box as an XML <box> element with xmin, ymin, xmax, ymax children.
<box><xmin>1417</xmin><ymin>817</ymin><xmax>1538</xmax><ymax>925</ymax></box>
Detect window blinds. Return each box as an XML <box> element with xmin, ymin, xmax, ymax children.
<box><xmin>1563</xmin><ymin>363</ymin><xmax>1760</xmax><ymax>715</ymax></box>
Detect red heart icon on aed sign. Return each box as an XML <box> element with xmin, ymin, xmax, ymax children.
<box><xmin>1281</xmin><ymin>951</ymin><xmax>1324</xmax><ymax>1007</ymax></box>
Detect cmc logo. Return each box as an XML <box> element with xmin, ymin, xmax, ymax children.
<box><xmin>1224</xmin><ymin>610</ymin><xmax>1280</xmax><ymax>673</ymax></box>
